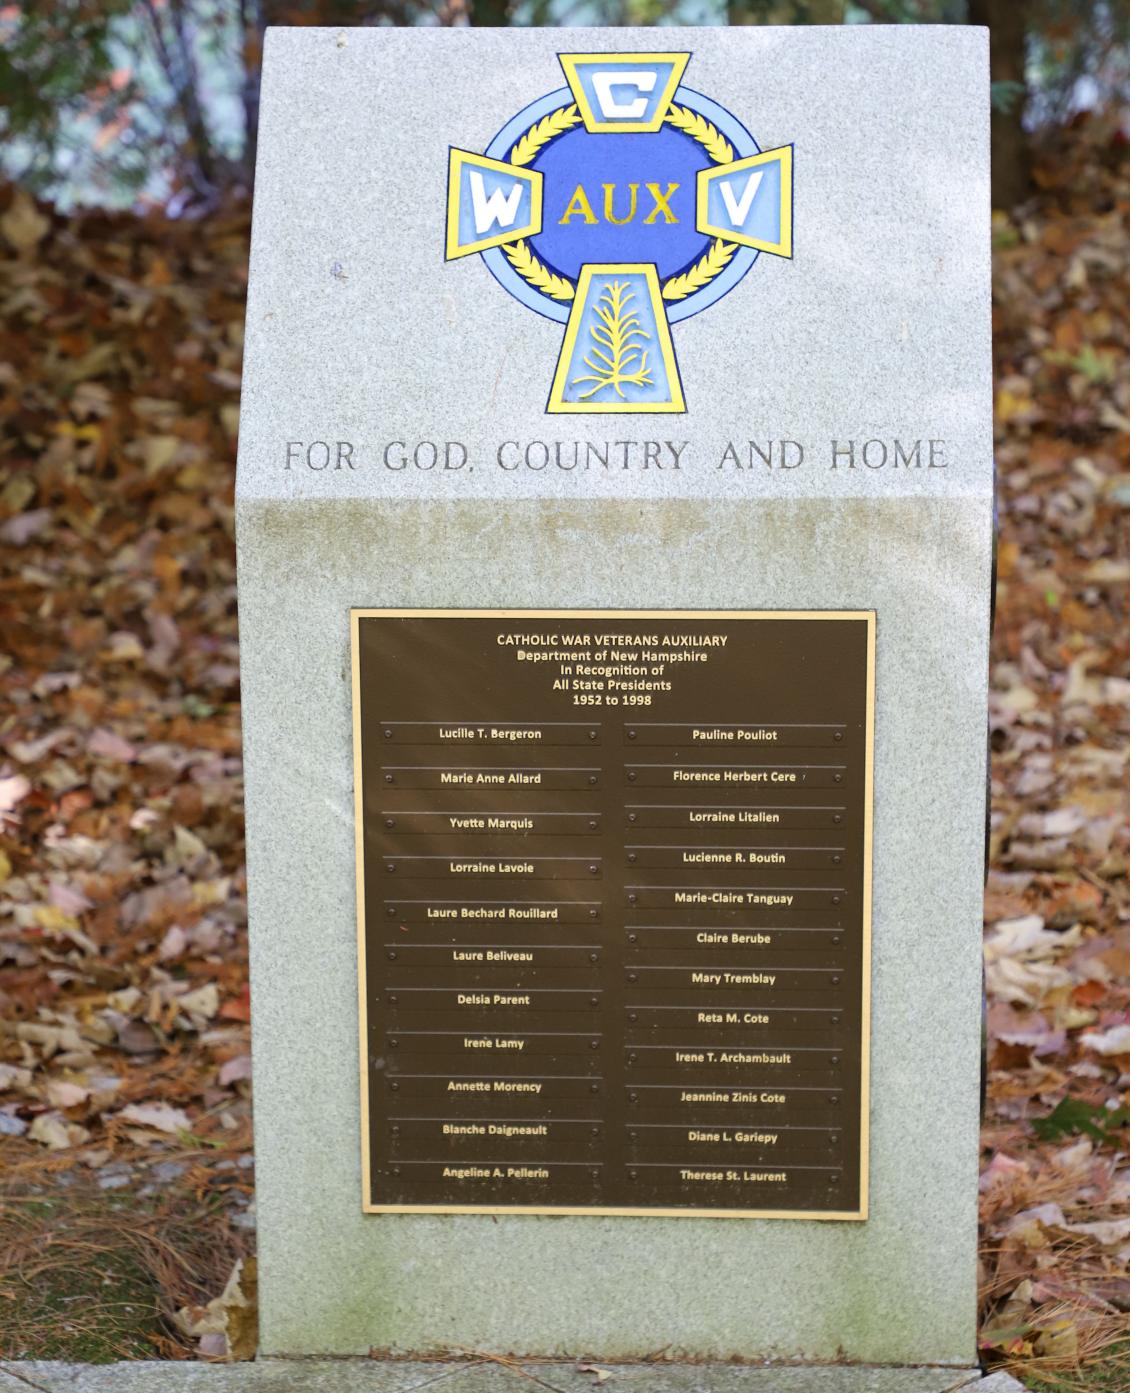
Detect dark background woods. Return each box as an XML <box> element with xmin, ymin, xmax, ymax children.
<box><xmin>2</xmin><ymin>1</ymin><xmax>1130</xmax><ymax>209</ymax></box>
<box><xmin>1</xmin><ymin>1</ymin><xmax>1129</xmax><ymax>1384</ymax></box>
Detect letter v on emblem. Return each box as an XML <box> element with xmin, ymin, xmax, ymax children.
<box><xmin>719</xmin><ymin>171</ymin><xmax>764</xmax><ymax>227</ymax></box>
<box><xmin>697</xmin><ymin>146</ymin><xmax>793</xmax><ymax>257</ymax></box>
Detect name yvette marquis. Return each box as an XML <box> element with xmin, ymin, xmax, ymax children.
<box><xmin>284</xmin><ymin>438</ymin><xmax>948</xmax><ymax>473</ymax></box>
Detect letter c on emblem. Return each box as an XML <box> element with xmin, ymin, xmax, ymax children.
<box><xmin>591</xmin><ymin>70</ymin><xmax>657</xmax><ymax>120</ymax></box>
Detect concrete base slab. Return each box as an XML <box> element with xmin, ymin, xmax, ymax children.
<box><xmin>3</xmin><ymin>1362</ymin><xmax>456</xmax><ymax>1393</ymax></box>
<box><xmin>0</xmin><ymin>1361</ymin><xmax>1006</xmax><ymax>1393</ymax></box>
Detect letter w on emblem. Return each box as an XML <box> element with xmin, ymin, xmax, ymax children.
<box><xmin>470</xmin><ymin>171</ymin><xmax>522</xmax><ymax>234</ymax></box>
<box><xmin>446</xmin><ymin>149</ymin><xmax>543</xmax><ymax>260</ymax></box>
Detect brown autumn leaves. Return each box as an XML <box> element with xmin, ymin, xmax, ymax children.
<box><xmin>979</xmin><ymin>116</ymin><xmax>1130</xmax><ymax>1382</ymax></box>
<box><xmin>0</xmin><ymin>193</ymin><xmax>254</xmax><ymax>1356</ymax></box>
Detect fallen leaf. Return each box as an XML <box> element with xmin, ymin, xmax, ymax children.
<box><xmin>87</xmin><ymin>727</ymin><xmax>138</xmax><ymax>762</ymax></box>
<box><xmin>176</xmin><ymin>1256</ymin><xmax>258</xmax><ymax>1361</ymax></box>
<box><xmin>218</xmin><ymin>1054</ymin><xmax>253</xmax><ymax>1087</ymax></box>
<box><xmin>178</xmin><ymin>982</ymin><xmax>220</xmax><ymax>1021</ymax></box>
<box><xmin>117</xmin><ymin>1102</ymin><xmax>193</xmax><ymax>1134</ymax></box>
<box><xmin>1080</xmin><ymin>1025</ymin><xmax>1130</xmax><ymax>1056</ymax></box>
<box><xmin>45</xmin><ymin>1079</ymin><xmax>91</xmax><ymax>1109</ymax></box>
<box><xmin>0</xmin><ymin>508</ymin><xmax>53</xmax><ymax>546</ymax></box>
<box><xmin>0</xmin><ymin>773</ymin><xmax>31</xmax><ymax>825</ymax></box>
<box><xmin>29</xmin><ymin>1111</ymin><xmax>91</xmax><ymax>1150</ymax></box>
<box><xmin>0</xmin><ymin>189</ymin><xmax>50</xmax><ymax>252</ymax></box>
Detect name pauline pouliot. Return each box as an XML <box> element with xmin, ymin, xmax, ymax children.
<box><xmin>284</xmin><ymin>437</ymin><xmax>948</xmax><ymax>473</ymax></box>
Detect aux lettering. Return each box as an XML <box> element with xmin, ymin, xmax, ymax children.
<box><xmin>558</xmin><ymin>182</ymin><xmax>681</xmax><ymax>226</ymax></box>
<box><xmin>445</xmin><ymin>51</ymin><xmax>794</xmax><ymax>414</ymax></box>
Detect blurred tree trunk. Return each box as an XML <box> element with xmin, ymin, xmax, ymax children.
<box><xmin>470</xmin><ymin>0</ymin><xmax>510</xmax><ymax>22</ymax></box>
<box><xmin>728</xmin><ymin>0</ymin><xmax>843</xmax><ymax>23</ymax></box>
<box><xmin>239</xmin><ymin>0</ymin><xmax>265</xmax><ymax>186</ymax></box>
<box><xmin>968</xmin><ymin>0</ymin><xmax>1030</xmax><ymax>208</ymax></box>
<box><xmin>140</xmin><ymin>0</ymin><xmax>226</xmax><ymax>198</ymax></box>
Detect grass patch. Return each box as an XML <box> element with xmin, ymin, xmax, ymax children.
<box><xmin>1008</xmin><ymin>1338</ymin><xmax>1130</xmax><ymax>1392</ymax></box>
<box><xmin>0</xmin><ymin>1180</ymin><xmax>250</xmax><ymax>1361</ymax></box>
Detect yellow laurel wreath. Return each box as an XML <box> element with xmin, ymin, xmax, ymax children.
<box><xmin>503</xmin><ymin>100</ymin><xmax>737</xmax><ymax>304</ymax></box>
<box><xmin>508</xmin><ymin>104</ymin><xmax>583</xmax><ymax>167</ymax></box>
<box><xmin>503</xmin><ymin>239</ymin><xmax>576</xmax><ymax>302</ymax></box>
<box><xmin>661</xmin><ymin>236</ymin><xmax>738</xmax><ymax>301</ymax></box>
<box><xmin>662</xmin><ymin>104</ymin><xmax>734</xmax><ymax>166</ymax></box>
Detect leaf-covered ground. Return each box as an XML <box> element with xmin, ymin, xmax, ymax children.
<box><xmin>0</xmin><ymin>194</ymin><xmax>254</xmax><ymax>1358</ymax></box>
<box><xmin>0</xmin><ymin>118</ymin><xmax>1128</xmax><ymax>1379</ymax></box>
<box><xmin>979</xmin><ymin>118</ymin><xmax>1130</xmax><ymax>1387</ymax></box>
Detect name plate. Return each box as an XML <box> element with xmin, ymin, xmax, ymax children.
<box><xmin>352</xmin><ymin>610</ymin><xmax>873</xmax><ymax>1218</ymax></box>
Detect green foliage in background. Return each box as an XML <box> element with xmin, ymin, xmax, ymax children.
<box><xmin>1</xmin><ymin>1</ymin><xmax>141</xmax><ymax>195</ymax></box>
<box><xmin>1</xmin><ymin>0</ymin><xmax>248</xmax><ymax>208</ymax></box>
<box><xmin>1</xmin><ymin>0</ymin><xmax>1128</xmax><ymax>209</ymax></box>
<box><xmin>1032</xmin><ymin>1097</ymin><xmax>1130</xmax><ymax>1146</ymax></box>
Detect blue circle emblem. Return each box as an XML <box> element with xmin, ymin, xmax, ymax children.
<box><xmin>480</xmin><ymin>85</ymin><xmax>762</xmax><ymax>326</ymax></box>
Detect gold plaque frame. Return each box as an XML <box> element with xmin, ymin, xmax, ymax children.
<box><xmin>352</xmin><ymin>610</ymin><xmax>874</xmax><ymax>1220</ymax></box>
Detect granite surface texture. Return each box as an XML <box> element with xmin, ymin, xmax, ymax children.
<box><xmin>237</xmin><ymin>499</ymin><xmax>990</xmax><ymax>1360</ymax></box>
<box><xmin>237</xmin><ymin>25</ymin><xmax>992</xmax><ymax>1365</ymax></box>
<box><xmin>239</xmin><ymin>26</ymin><xmax>991</xmax><ymax>503</ymax></box>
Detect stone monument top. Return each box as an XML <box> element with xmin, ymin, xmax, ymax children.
<box><xmin>238</xmin><ymin>25</ymin><xmax>991</xmax><ymax>504</ymax></box>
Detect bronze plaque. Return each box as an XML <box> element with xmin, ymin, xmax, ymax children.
<box><xmin>352</xmin><ymin>610</ymin><xmax>874</xmax><ymax>1218</ymax></box>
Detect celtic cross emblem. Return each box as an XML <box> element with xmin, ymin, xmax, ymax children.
<box><xmin>445</xmin><ymin>52</ymin><xmax>793</xmax><ymax>414</ymax></box>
